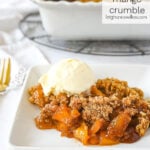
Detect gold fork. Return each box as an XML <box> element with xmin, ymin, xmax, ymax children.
<box><xmin>0</xmin><ymin>58</ymin><xmax>11</xmax><ymax>92</ymax></box>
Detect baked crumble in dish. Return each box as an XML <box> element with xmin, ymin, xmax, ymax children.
<box><xmin>28</xmin><ymin>78</ymin><xmax>150</xmax><ymax>145</ymax></box>
<box><xmin>43</xmin><ymin>0</ymin><xmax>102</xmax><ymax>2</ymax></box>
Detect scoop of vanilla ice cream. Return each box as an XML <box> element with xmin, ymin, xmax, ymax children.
<box><xmin>39</xmin><ymin>58</ymin><xmax>96</xmax><ymax>96</ymax></box>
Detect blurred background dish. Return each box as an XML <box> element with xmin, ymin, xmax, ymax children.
<box><xmin>33</xmin><ymin>0</ymin><xmax>150</xmax><ymax>40</ymax></box>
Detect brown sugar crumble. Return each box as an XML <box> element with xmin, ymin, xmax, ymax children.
<box><xmin>28</xmin><ymin>78</ymin><xmax>150</xmax><ymax>145</ymax></box>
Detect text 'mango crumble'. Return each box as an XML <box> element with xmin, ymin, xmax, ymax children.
<box><xmin>28</xmin><ymin>59</ymin><xmax>150</xmax><ymax>145</ymax></box>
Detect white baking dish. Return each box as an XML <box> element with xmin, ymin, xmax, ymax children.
<box><xmin>33</xmin><ymin>0</ymin><xmax>150</xmax><ymax>40</ymax></box>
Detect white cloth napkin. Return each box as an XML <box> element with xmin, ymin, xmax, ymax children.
<box><xmin>0</xmin><ymin>0</ymin><xmax>38</xmax><ymax>31</ymax></box>
<box><xmin>0</xmin><ymin>39</ymin><xmax>49</xmax><ymax>69</ymax></box>
<box><xmin>0</xmin><ymin>0</ymin><xmax>49</xmax><ymax>71</ymax></box>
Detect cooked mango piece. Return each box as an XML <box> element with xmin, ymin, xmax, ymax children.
<box><xmin>99</xmin><ymin>131</ymin><xmax>119</xmax><ymax>145</ymax></box>
<box><xmin>73</xmin><ymin>123</ymin><xmax>89</xmax><ymax>145</ymax></box>
<box><xmin>35</xmin><ymin>117</ymin><xmax>53</xmax><ymax>129</ymax></box>
<box><xmin>52</xmin><ymin>105</ymin><xmax>71</xmax><ymax>124</ymax></box>
<box><xmin>55</xmin><ymin>122</ymin><xmax>68</xmax><ymax>132</ymax></box>
<box><xmin>107</xmin><ymin>111</ymin><xmax>131</xmax><ymax>139</ymax></box>
<box><xmin>71</xmin><ymin>109</ymin><xmax>80</xmax><ymax>118</ymax></box>
<box><xmin>88</xmin><ymin>135</ymin><xmax>99</xmax><ymax>145</ymax></box>
<box><xmin>52</xmin><ymin>105</ymin><xmax>80</xmax><ymax>124</ymax></box>
<box><xmin>90</xmin><ymin>119</ymin><xmax>105</xmax><ymax>134</ymax></box>
<box><xmin>91</xmin><ymin>85</ymin><xmax>105</xmax><ymax>96</ymax></box>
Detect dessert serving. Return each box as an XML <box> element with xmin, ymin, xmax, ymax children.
<box><xmin>28</xmin><ymin>59</ymin><xmax>150</xmax><ymax>146</ymax></box>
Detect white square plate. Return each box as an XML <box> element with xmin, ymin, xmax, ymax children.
<box><xmin>9</xmin><ymin>64</ymin><xmax>150</xmax><ymax>150</ymax></box>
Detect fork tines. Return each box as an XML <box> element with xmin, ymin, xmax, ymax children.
<box><xmin>0</xmin><ymin>58</ymin><xmax>11</xmax><ymax>91</ymax></box>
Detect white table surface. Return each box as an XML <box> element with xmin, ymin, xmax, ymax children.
<box><xmin>1</xmin><ymin>43</ymin><xmax>150</xmax><ymax>149</ymax></box>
